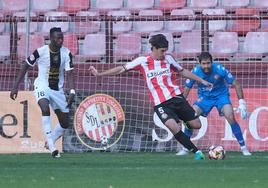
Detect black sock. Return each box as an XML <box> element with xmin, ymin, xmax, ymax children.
<box><xmin>174</xmin><ymin>131</ymin><xmax>198</xmax><ymax>153</ymax></box>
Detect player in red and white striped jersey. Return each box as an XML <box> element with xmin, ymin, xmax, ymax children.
<box><xmin>89</xmin><ymin>34</ymin><xmax>213</xmax><ymax>160</ymax></box>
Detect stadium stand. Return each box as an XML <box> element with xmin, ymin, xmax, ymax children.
<box><xmin>227</xmin><ymin>8</ymin><xmax>260</xmax><ymax>35</ymax></box>
<box><xmin>114</xmin><ymin>33</ymin><xmax>141</xmax><ymax>61</ymax></box>
<box><xmin>158</xmin><ymin>0</ymin><xmax>186</xmax><ymax>11</ymax></box>
<box><xmin>189</xmin><ymin>0</ymin><xmax>218</xmax><ymax>8</ymax></box>
<box><xmin>0</xmin><ymin>13</ymin><xmax>5</xmax><ymax>33</ymax></box>
<box><xmin>107</xmin><ymin>10</ymin><xmax>132</xmax><ymax>33</ymax></box>
<box><xmin>0</xmin><ymin>35</ymin><xmax>10</xmax><ymax>59</ymax></box>
<box><xmin>59</xmin><ymin>0</ymin><xmax>90</xmax><ymax>14</ymax></box>
<box><xmin>17</xmin><ymin>34</ymin><xmax>45</xmax><ymax>59</ymax></box>
<box><xmin>95</xmin><ymin>0</ymin><xmax>123</xmax><ymax>10</ymax></box>
<box><xmin>40</xmin><ymin>11</ymin><xmax>69</xmax><ymax>34</ymax></box>
<box><xmin>221</xmin><ymin>0</ymin><xmax>250</xmax><ymax>8</ymax></box>
<box><xmin>13</xmin><ymin>12</ymin><xmax>38</xmax><ymax>34</ymax></box>
<box><xmin>76</xmin><ymin>33</ymin><xmax>106</xmax><ymax>61</ymax></box>
<box><xmin>64</xmin><ymin>33</ymin><xmax>78</xmax><ymax>55</ymax></box>
<box><xmin>236</xmin><ymin>32</ymin><xmax>268</xmax><ymax>59</ymax></box>
<box><xmin>202</xmin><ymin>9</ymin><xmax>227</xmax><ymax>34</ymax></box>
<box><xmin>211</xmin><ymin>32</ymin><xmax>239</xmax><ymax>59</ymax></box>
<box><xmin>74</xmin><ymin>11</ymin><xmax>101</xmax><ymax>36</ymax></box>
<box><xmin>32</xmin><ymin>0</ymin><xmax>60</xmax><ymax>12</ymax></box>
<box><xmin>125</xmin><ymin>0</ymin><xmax>154</xmax><ymax>10</ymax></box>
<box><xmin>175</xmin><ymin>30</ymin><xmax>201</xmax><ymax>59</ymax></box>
<box><xmin>2</xmin><ymin>0</ymin><xmax>27</xmax><ymax>13</ymax></box>
<box><xmin>166</xmin><ymin>9</ymin><xmax>195</xmax><ymax>33</ymax></box>
<box><xmin>134</xmin><ymin>10</ymin><xmax>163</xmax><ymax>33</ymax></box>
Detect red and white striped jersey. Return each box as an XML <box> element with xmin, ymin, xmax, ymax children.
<box><xmin>124</xmin><ymin>54</ymin><xmax>184</xmax><ymax>106</ymax></box>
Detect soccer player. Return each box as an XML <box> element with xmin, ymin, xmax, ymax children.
<box><xmin>10</xmin><ymin>27</ymin><xmax>75</xmax><ymax>158</ymax></box>
<box><xmin>176</xmin><ymin>52</ymin><xmax>251</xmax><ymax>156</ymax></box>
<box><xmin>89</xmin><ymin>34</ymin><xmax>213</xmax><ymax>160</ymax></box>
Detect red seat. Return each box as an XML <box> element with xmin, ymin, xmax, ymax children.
<box><xmin>2</xmin><ymin>0</ymin><xmax>27</xmax><ymax>12</ymax></box>
<box><xmin>76</xmin><ymin>33</ymin><xmax>106</xmax><ymax>62</ymax></box>
<box><xmin>0</xmin><ymin>35</ymin><xmax>10</xmax><ymax>58</ymax></box>
<box><xmin>40</xmin><ymin>12</ymin><xmax>69</xmax><ymax>34</ymax></box>
<box><xmin>60</xmin><ymin>0</ymin><xmax>90</xmax><ymax>13</ymax></box>
<box><xmin>158</xmin><ymin>0</ymin><xmax>186</xmax><ymax>11</ymax></box>
<box><xmin>189</xmin><ymin>0</ymin><xmax>218</xmax><ymax>8</ymax></box>
<box><xmin>166</xmin><ymin>9</ymin><xmax>195</xmax><ymax>33</ymax></box>
<box><xmin>17</xmin><ymin>34</ymin><xmax>45</xmax><ymax>59</ymax></box>
<box><xmin>74</xmin><ymin>11</ymin><xmax>101</xmax><ymax>36</ymax></box>
<box><xmin>13</xmin><ymin>12</ymin><xmax>38</xmax><ymax>34</ymax></box>
<box><xmin>147</xmin><ymin>32</ymin><xmax>174</xmax><ymax>53</ymax></box>
<box><xmin>114</xmin><ymin>33</ymin><xmax>141</xmax><ymax>61</ymax></box>
<box><xmin>254</xmin><ymin>0</ymin><xmax>268</xmax><ymax>7</ymax></box>
<box><xmin>236</xmin><ymin>32</ymin><xmax>268</xmax><ymax>59</ymax></box>
<box><xmin>64</xmin><ymin>34</ymin><xmax>78</xmax><ymax>55</ymax></box>
<box><xmin>107</xmin><ymin>10</ymin><xmax>132</xmax><ymax>33</ymax></box>
<box><xmin>202</xmin><ymin>9</ymin><xmax>226</xmax><ymax>34</ymax></box>
<box><xmin>95</xmin><ymin>0</ymin><xmax>123</xmax><ymax>10</ymax></box>
<box><xmin>32</xmin><ymin>0</ymin><xmax>60</xmax><ymax>12</ymax></box>
<box><xmin>228</xmin><ymin>8</ymin><xmax>260</xmax><ymax>35</ymax></box>
<box><xmin>126</xmin><ymin>0</ymin><xmax>154</xmax><ymax>10</ymax></box>
<box><xmin>221</xmin><ymin>0</ymin><xmax>249</xmax><ymax>7</ymax></box>
<box><xmin>211</xmin><ymin>32</ymin><xmax>238</xmax><ymax>58</ymax></box>
<box><xmin>134</xmin><ymin>10</ymin><xmax>163</xmax><ymax>33</ymax></box>
<box><xmin>175</xmin><ymin>30</ymin><xmax>201</xmax><ymax>59</ymax></box>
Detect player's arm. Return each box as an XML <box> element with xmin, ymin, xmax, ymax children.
<box><xmin>89</xmin><ymin>57</ymin><xmax>144</xmax><ymax>76</ymax></box>
<box><xmin>10</xmin><ymin>62</ymin><xmax>31</xmax><ymax>100</ymax></box>
<box><xmin>89</xmin><ymin>65</ymin><xmax>126</xmax><ymax>76</ymax></box>
<box><xmin>183</xmin><ymin>86</ymin><xmax>191</xmax><ymax>98</ymax></box>
<box><xmin>232</xmin><ymin>79</ymin><xmax>244</xmax><ymax>100</ymax></box>
<box><xmin>179</xmin><ymin>69</ymin><xmax>213</xmax><ymax>88</ymax></box>
<box><xmin>65</xmin><ymin>52</ymin><xmax>76</xmax><ymax>108</ymax></box>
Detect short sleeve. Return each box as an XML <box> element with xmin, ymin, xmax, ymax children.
<box><xmin>123</xmin><ymin>57</ymin><xmax>145</xmax><ymax>71</ymax></box>
<box><xmin>26</xmin><ymin>49</ymin><xmax>40</xmax><ymax>66</ymax></box>
<box><xmin>65</xmin><ymin>52</ymin><xmax>74</xmax><ymax>71</ymax></box>
<box><xmin>166</xmin><ymin>54</ymin><xmax>183</xmax><ymax>71</ymax></box>
<box><xmin>216</xmin><ymin>63</ymin><xmax>234</xmax><ymax>85</ymax></box>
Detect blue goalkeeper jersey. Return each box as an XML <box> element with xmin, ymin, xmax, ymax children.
<box><xmin>185</xmin><ymin>62</ymin><xmax>235</xmax><ymax>99</ymax></box>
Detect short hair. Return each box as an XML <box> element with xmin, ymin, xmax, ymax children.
<box><xmin>149</xmin><ymin>34</ymin><xmax>168</xmax><ymax>49</ymax></box>
<box><xmin>198</xmin><ymin>52</ymin><xmax>212</xmax><ymax>63</ymax></box>
<box><xmin>50</xmin><ymin>27</ymin><xmax>62</xmax><ymax>36</ymax></box>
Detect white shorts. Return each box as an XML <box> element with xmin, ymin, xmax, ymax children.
<box><xmin>34</xmin><ymin>85</ymin><xmax>69</xmax><ymax>113</ymax></box>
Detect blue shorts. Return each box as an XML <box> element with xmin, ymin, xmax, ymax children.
<box><xmin>194</xmin><ymin>95</ymin><xmax>232</xmax><ymax>117</ymax></box>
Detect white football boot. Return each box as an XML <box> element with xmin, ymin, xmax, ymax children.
<box><xmin>241</xmin><ymin>146</ymin><xmax>252</xmax><ymax>156</ymax></box>
<box><xmin>176</xmin><ymin>147</ymin><xmax>190</xmax><ymax>156</ymax></box>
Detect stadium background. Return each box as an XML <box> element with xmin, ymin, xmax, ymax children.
<box><xmin>0</xmin><ymin>0</ymin><xmax>268</xmax><ymax>154</ymax></box>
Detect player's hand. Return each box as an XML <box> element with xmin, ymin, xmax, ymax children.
<box><xmin>236</xmin><ymin>99</ymin><xmax>249</xmax><ymax>119</ymax></box>
<box><xmin>10</xmin><ymin>88</ymin><xmax>18</xmax><ymax>100</ymax></box>
<box><xmin>66</xmin><ymin>93</ymin><xmax>75</xmax><ymax>108</ymax></box>
<box><xmin>89</xmin><ymin>66</ymin><xmax>99</xmax><ymax>76</ymax></box>
<box><xmin>201</xmin><ymin>80</ymin><xmax>213</xmax><ymax>89</ymax></box>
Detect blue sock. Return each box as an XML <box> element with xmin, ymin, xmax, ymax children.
<box><xmin>184</xmin><ymin>126</ymin><xmax>193</xmax><ymax>138</ymax></box>
<box><xmin>231</xmin><ymin>122</ymin><xmax>245</xmax><ymax>147</ymax></box>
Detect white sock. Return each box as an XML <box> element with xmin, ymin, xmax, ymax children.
<box><xmin>52</xmin><ymin>123</ymin><xmax>66</xmax><ymax>143</ymax></box>
<box><xmin>42</xmin><ymin>116</ymin><xmax>56</xmax><ymax>152</ymax></box>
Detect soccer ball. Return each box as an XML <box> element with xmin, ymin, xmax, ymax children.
<box><xmin>208</xmin><ymin>145</ymin><xmax>226</xmax><ymax>160</ymax></box>
<box><xmin>101</xmin><ymin>136</ymin><xmax>108</xmax><ymax>145</ymax></box>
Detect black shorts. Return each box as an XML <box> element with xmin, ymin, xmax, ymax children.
<box><xmin>154</xmin><ymin>94</ymin><xmax>197</xmax><ymax>124</ymax></box>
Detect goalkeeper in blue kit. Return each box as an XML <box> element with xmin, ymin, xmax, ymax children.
<box><xmin>177</xmin><ymin>52</ymin><xmax>251</xmax><ymax>156</ymax></box>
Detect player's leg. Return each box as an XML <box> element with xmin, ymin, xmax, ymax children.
<box><xmin>221</xmin><ymin>104</ymin><xmax>251</xmax><ymax>156</ymax></box>
<box><xmin>53</xmin><ymin>109</ymin><xmax>69</xmax><ymax>143</ymax></box>
<box><xmin>176</xmin><ymin>105</ymin><xmax>203</xmax><ymax>156</ymax></box>
<box><xmin>155</xmin><ymin>95</ymin><xmax>204</xmax><ymax>160</ymax></box>
<box><xmin>38</xmin><ymin>98</ymin><xmax>58</xmax><ymax>155</ymax></box>
<box><xmin>34</xmin><ymin>87</ymin><xmax>58</xmax><ymax>156</ymax></box>
<box><xmin>49</xmin><ymin>90</ymin><xmax>70</xmax><ymax>146</ymax></box>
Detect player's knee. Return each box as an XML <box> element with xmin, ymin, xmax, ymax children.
<box><xmin>188</xmin><ymin>118</ymin><xmax>201</xmax><ymax>129</ymax></box>
<box><xmin>59</xmin><ymin>118</ymin><xmax>70</xmax><ymax>129</ymax></box>
<box><xmin>41</xmin><ymin>108</ymin><xmax>50</xmax><ymax>116</ymax></box>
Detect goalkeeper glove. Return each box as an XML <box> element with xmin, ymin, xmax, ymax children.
<box><xmin>236</xmin><ymin>99</ymin><xmax>249</xmax><ymax>119</ymax></box>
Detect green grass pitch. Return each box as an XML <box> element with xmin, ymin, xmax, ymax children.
<box><xmin>0</xmin><ymin>152</ymin><xmax>268</xmax><ymax>188</ymax></box>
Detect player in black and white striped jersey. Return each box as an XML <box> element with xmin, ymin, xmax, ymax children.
<box><xmin>10</xmin><ymin>27</ymin><xmax>75</xmax><ymax>158</ymax></box>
